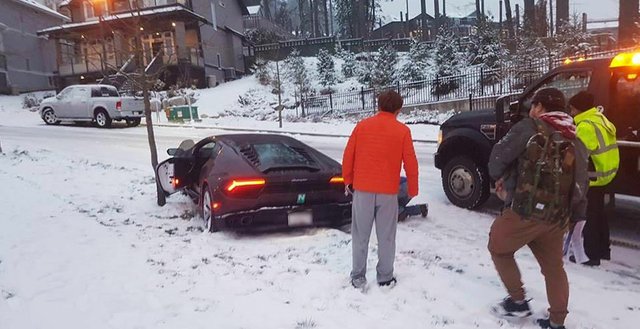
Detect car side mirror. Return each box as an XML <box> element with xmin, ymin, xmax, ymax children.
<box><xmin>509</xmin><ymin>101</ymin><xmax>519</xmax><ymax>114</ymax></box>
<box><xmin>167</xmin><ymin>148</ymin><xmax>178</xmax><ymax>156</ymax></box>
<box><xmin>56</xmin><ymin>94</ymin><xmax>62</xmax><ymax>100</ymax></box>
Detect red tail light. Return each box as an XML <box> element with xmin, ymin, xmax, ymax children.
<box><xmin>116</xmin><ymin>101</ymin><xmax>122</xmax><ymax>111</ymax></box>
<box><xmin>170</xmin><ymin>177</ymin><xmax>180</xmax><ymax>188</ymax></box>
<box><xmin>224</xmin><ymin>178</ymin><xmax>266</xmax><ymax>194</ymax></box>
<box><xmin>329</xmin><ymin>176</ymin><xmax>344</xmax><ymax>184</ymax></box>
<box><xmin>212</xmin><ymin>202</ymin><xmax>221</xmax><ymax>210</ymax></box>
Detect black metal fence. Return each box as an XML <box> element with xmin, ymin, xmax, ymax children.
<box><xmin>301</xmin><ymin>47</ymin><xmax>633</xmax><ymax>117</ymax></box>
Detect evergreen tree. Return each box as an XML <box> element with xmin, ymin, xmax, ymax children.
<box><xmin>254</xmin><ymin>58</ymin><xmax>271</xmax><ymax>86</ymax></box>
<box><xmin>469</xmin><ymin>20</ymin><xmax>509</xmax><ymax>85</ymax></box>
<box><xmin>514</xmin><ymin>29</ymin><xmax>547</xmax><ymax>68</ymax></box>
<box><xmin>553</xmin><ymin>14</ymin><xmax>592</xmax><ymax>58</ymax></box>
<box><xmin>370</xmin><ymin>44</ymin><xmax>398</xmax><ymax>88</ymax></box>
<box><xmin>433</xmin><ymin>23</ymin><xmax>463</xmax><ymax>95</ymax></box>
<box><xmin>340</xmin><ymin>48</ymin><xmax>357</xmax><ymax>78</ymax></box>
<box><xmin>284</xmin><ymin>49</ymin><xmax>311</xmax><ymax>96</ymax></box>
<box><xmin>316</xmin><ymin>48</ymin><xmax>337</xmax><ymax>88</ymax></box>
<box><xmin>398</xmin><ymin>39</ymin><xmax>430</xmax><ymax>82</ymax></box>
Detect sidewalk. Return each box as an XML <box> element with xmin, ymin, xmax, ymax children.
<box><xmin>149</xmin><ymin>117</ymin><xmax>440</xmax><ymax>143</ymax></box>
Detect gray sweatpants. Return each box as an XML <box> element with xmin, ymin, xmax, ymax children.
<box><xmin>350</xmin><ymin>190</ymin><xmax>399</xmax><ymax>283</ymax></box>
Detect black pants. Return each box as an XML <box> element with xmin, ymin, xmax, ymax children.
<box><xmin>584</xmin><ymin>186</ymin><xmax>611</xmax><ymax>261</ymax></box>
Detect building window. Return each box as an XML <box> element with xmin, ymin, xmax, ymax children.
<box><xmin>210</xmin><ymin>1</ymin><xmax>218</xmax><ymax>30</ymax></box>
<box><xmin>84</xmin><ymin>1</ymin><xmax>108</xmax><ymax>20</ymax></box>
<box><xmin>217</xmin><ymin>53</ymin><xmax>221</xmax><ymax>68</ymax></box>
<box><xmin>25</xmin><ymin>59</ymin><xmax>30</xmax><ymax>71</ymax></box>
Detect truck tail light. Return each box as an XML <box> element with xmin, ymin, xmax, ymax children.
<box><xmin>116</xmin><ymin>101</ymin><xmax>122</xmax><ymax>111</ymax></box>
<box><xmin>329</xmin><ymin>176</ymin><xmax>344</xmax><ymax>184</ymax></box>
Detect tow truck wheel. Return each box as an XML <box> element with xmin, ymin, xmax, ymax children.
<box><xmin>201</xmin><ymin>185</ymin><xmax>222</xmax><ymax>233</ymax></box>
<box><xmin>442</xmin><ymin>156</ymin><xmax>490</xmax><ymax>209</ymax></box>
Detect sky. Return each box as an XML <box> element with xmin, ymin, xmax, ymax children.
<box><xmin>380</xmin><ymin>0</ymin><xmax>620</xmax><ymax>23</ymax></box>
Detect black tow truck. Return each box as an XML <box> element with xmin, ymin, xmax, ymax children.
<box><xmin>435</xmin><ymin>52</ymin><xmax>640</xmax><ymax>209</ymax></box>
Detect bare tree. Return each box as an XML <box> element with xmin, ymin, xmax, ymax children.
<box><xmin>80</xmin><ymin>2</ymin><xmax>174</xmax><ymax>206</ymax></box>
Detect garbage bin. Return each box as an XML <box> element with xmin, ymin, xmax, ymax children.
<box><xmin>167</xmin><ymin>105</ymin><xmax>199</xmax><ymax>122</ymax></box>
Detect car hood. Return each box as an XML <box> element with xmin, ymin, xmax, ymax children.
<box><xmin>441</xmin><ymin>109</ymin><xmax>496</xmax><ymax>129</ymax></box>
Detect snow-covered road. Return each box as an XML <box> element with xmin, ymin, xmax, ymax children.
<box><xmin>1</xmin><ymin>118</ymin><xmax>639</xmax><ymax>329</ymax></box>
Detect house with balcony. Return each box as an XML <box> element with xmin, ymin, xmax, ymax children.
<box><xmin>0</xmin><ymin>0</ymin><xmax>68</xmax><ymax>94</ymax></box>
<box><xmin>37</xmin><ymin>0</ymin><xmax>249</xmax><ymax>90</ymax></box>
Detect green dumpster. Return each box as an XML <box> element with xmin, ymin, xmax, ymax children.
<box><xmin>167</xmin><ymin>105</ymin><xmax>199</xmax><ymax>122</ymax></box>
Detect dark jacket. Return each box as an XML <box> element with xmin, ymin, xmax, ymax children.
<box><xmin>488</xmin><ymin>117</ymin><xmax>589</xmax><ymax>221</ymax></box>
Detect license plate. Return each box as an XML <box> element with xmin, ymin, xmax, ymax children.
<box><xmin>288</xmin><ymin>211</ymin><xmax>312</xmax><ymax>226</ymax></box>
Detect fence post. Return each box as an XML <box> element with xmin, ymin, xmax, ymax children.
<box><xmin>397</xmin><ymin>81</ymin><xmax>401</xmax><ymax>95</ymax></box>
<box><xmin>480</xmin><ymin>67</ymin><xmax>484</xmax><ymax>96</ymax></box>
<box><xmin>469</xmin><ymin>93</ymin><xmax>473</xmax><ymax>112</ymax></box>
<box><xmin>329</xmin><ymin>91</ymin><xmax>333</xmax><ymax>114</ymax></box>
<box><xmin>436</xmin><ymin>75</ymin><xmax>440</xmax><ymax>102</ymax></box>
<box><xmin>372</xmin><ymin>87</ymin><xmax>377</xmax><ymax>113</ymax></box>
<box><xmin>361</xmin><ymin>87</ymin><xmax>365</xmax><ymax>111</ymax></box>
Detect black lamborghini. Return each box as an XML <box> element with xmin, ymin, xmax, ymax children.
<box><xmin>156</xmin><ymin>134</ymin><xmax>352</xmax><ymax>232</ymax></box>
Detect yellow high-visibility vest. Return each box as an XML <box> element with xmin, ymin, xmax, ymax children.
<box><xmin>574</xmin><ymin>108</ymin><xmax>620</xmax><ymax>187</ymax></box>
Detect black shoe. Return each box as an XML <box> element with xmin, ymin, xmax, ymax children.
<box><xmin>398</xmin><ymin>211</ymin><xmax>408</xmax><ymax>222</ymax></box>
<box><xmin>419</xmin><ymin>204</ymin><xmax>428</xmax><ymax>218</ymax></box>
<box><xmin>581</xmin><ymin>258</ymin><xmax>600</xmax><ymax>266</ymax></box>
<box><xmin>378</xmin><ymin>277</ymin><xmax>397</xmax><ymax>287</ymax></box>
<box><xmin>536</xmin><ymin>318</ymin><xmax>566</xmax><ymax>329</ymax></box>
<box><xmin>493</xmin><ymin>297</ymin><xmax>532</xmax><ymax>318</ymax></box>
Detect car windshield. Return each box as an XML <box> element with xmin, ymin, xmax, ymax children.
<box><xmin>252</xmin><ymin>143</ymin><xmax>312</xmax><ymax>167</ymax></box>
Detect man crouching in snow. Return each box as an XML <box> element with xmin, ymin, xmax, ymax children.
<box><xmin>487</xmin><ymin>87</ymin><xmax>588</xmax><ymax>329</ymax></box>
<box><xmin>342</xmin><ymin>90</ymin><xmax>419</xmax><ymax>290</ymax></box>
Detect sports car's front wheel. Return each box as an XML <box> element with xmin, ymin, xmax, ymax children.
<box><xmin>201</xmin><ymin>187</ymin><xmax>222</xmax><ymax>233</ymax></box>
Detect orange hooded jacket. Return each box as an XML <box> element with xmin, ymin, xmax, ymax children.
<box><xmin>342</xmin><ymin>111</ymin><xmax>419</xmax><ymax>196</ymax></box>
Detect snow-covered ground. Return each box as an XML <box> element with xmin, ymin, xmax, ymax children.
<box><xmin>1</xmin><ymin>96</ymin><xmax>639</xmax><ymax>329</ymax></box>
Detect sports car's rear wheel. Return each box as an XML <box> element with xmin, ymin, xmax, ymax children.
<box><xmin>201</xmin><ymin>187</ymin><xmax>222</xmax><ymax>233</ymax></box>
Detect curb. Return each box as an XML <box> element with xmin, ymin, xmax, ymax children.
<box><xmin>150</xmin><ymin>123</ymin><xmax>439</xmax><ymax>144</ymax></box>
<box><xmin>611</xmin><ymin>238</ymin><xmax>640</xmax><ymax>251</ymax></box>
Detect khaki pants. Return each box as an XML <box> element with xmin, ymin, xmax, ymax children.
<box><xmin>488</xmin><ymin>209</ymin><xmax>569</xmax><ymax>325</ymax></box>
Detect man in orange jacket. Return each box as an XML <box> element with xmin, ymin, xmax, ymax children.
<box><xmin>342</xmin><ymin>90</ymin><xmax>419</xmax><ymax>289</ymax></box>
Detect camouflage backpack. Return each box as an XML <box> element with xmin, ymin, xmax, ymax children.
<box><xmin>511</xmin><ymin>120</ymin><xmax>576</xmax><ymax>227</ymax></box>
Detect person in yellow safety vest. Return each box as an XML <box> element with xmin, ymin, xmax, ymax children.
<box><xmin>566</xmin><ymin>91</ymin><xmax>620</xmax><ymax>266</ymax></box>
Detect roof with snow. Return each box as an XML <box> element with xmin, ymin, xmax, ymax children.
<box><xmin>10</xmin><ymin>0</ymin><xmax>69</xmax><ymax>21</ymax></box>
<box><xmin>37</xmin><ymin>5</ymin><xmax>209</xmax><ymax>36</ymax></box>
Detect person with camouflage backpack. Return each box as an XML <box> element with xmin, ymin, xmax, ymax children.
<box><xmin>487</xmin><ymin>87</ymin><xmax>589</xmax><ymax>329</ymax></box>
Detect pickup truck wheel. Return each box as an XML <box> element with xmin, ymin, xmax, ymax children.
<box><xmin>201</xmin><ymin>186</ymin><xmax>222</xmax><ymax>233</ymax></box>
<box><xmin>442</xmin><ymin>156</ymin><xmax>490</xmax><ymax>209</ymax></box>
<box><xmin>94</xmin><ymin>109</ymin><xmax>112</xmax><ymax>128</ymax></box>
<box><xmin>42</xmin><ymin>108</ymin><xmax>60</xmax><ymax>125</ymax></box>
<box><xmin>126</xmin><ymin>118</ymin><xmax>141</xmax><ymax>127</ymax></box>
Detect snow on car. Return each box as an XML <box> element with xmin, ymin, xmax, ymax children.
<box><xmin>38</xmin><ymin>84</ymin><xmax>145</xmax><ymax>128</ymax></box>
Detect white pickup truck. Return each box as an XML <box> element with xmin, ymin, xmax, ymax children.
<box><xmin>39</xmin><ymin>84</ymin><xmax>145</xmax><ymax>128</ymax></box>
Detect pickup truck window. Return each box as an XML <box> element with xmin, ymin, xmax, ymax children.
<box><xmin>91</xmin><ymin>86</ymin><xmax>119</xmax><ymax>97</ymax></box>
<box><xmin>611</xmin><ymin>73</ymin><xmax>640</xmax><ymax>141</ymax></box>
<box><xmin>58</xmin><ymin>87</ymin><xmax>72</xmax><ymax>99</ymax></box>
<box><xmin>524</xmin><ymin>70</ymin><xmax>593</xmax><ymax>106</ymax></box>
<box><xmin>70</xmin><ymin>87</ymin><xmax>88</xmax><ymax>98</ymax></box>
